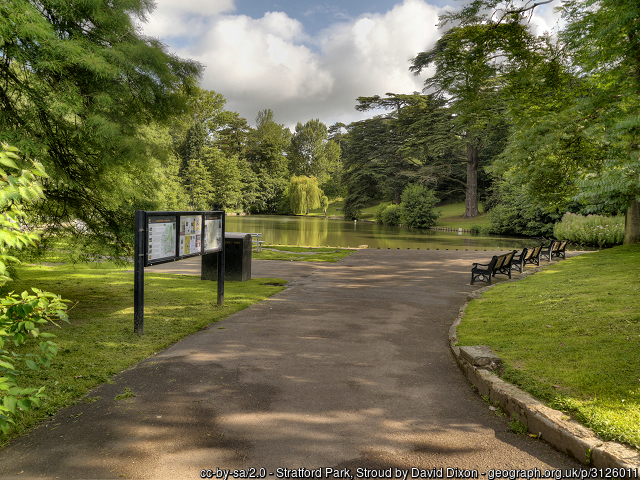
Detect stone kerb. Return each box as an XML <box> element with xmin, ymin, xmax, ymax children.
<box><xmin>449</xmin><ymin>261</ymin><xmax>640</xmax><ymax>469</ymax></box>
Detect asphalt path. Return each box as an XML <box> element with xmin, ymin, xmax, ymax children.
<box><xmin>0</xmin><ymin>250</ymin><xmax>583</xmax><ymax>479</ymax></box>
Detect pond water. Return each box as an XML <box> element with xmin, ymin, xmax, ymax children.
<box><xmin>225</xmin><ymin>215</ymin><xmax>539</xmax><ymax>251</ymax></box>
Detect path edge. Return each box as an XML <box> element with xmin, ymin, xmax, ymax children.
<box><xmin>449</xmin><ymin>267</ymin><xmax>640</xmax><ymax>469</ymax></box>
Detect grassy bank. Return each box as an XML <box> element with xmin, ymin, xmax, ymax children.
<box><xmin>310</xmin><ymin>200</ymin><xmax>491</xmax><ymax>230</ymax></box>
<box><xmin>436</xmin><ymin>203</ymin><xmax>491</xmax><ymax>230</ymax></box>
<box><xmin>456</xmin><ymin>244</ymin><xmax>640</xmax><ymax>450</ymax></box>
<box><xmin>254</xmin><ymin>246</ymin><xmax>353</xmax><ymax>262</ymax></box>
<box><xmin>1</xmin><ymin>262</ymin><xmax>287</xmax><ymax>445</ymax></box>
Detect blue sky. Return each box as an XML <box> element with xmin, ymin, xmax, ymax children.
<box><xmin>140</xmin><ymin>0</ymin><xmax>562</xmax><ymax>129</ymax></box>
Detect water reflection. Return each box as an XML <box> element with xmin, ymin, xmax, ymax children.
<box><xmin>225</xmin><ymin>215</ymin><xmax>537</xmax><ymax>250</ymax></box>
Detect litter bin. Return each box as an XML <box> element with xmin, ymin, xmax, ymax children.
<box><xmin>201</xmin><ymin>233</ymin><xmax>252</xmax><ymax>282</ymax></box>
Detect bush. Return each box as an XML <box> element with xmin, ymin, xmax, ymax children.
<box><xmin>374</xmin><ymin>202</ymin><xmax>388</xmax><ymax>224</ymax></box>
<box><xmin>488</xmin><ymin>181</ymin><xmax>559</xmax><ymax>237</ymax></box>
<box><xmin>400</xmin><ymin>184</ymin><xmax>440</xmax><ymax>229</ymax></box>
<box><xmin>380</xmin><ymin>204</ymin><xmax>402</xmax><ymax>226</ymax></box>
<box><xmin>0</xmin><ymin>143</ymin><xmax>68</xmax><ymax>435</ymax></box>
<box><xmin>553</xmin><ymin>212</ymin><xmax>624</xmax><ymax>247</ymax></box>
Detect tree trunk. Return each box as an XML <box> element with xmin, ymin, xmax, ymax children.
<box><xmin>464</xmin><ymin>143</ymin><xmax>479</xmax><ymax>218</ymax></box>
<box><xmin>624</xmin><ymin>197</ymin><xmax>640</xmax><ymax>244</ymax></box>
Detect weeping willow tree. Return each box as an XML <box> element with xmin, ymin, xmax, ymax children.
<box><xmin>289</xmin><ymin>176</ymin><xmax>323</xmax><ymax>215</ymax></box>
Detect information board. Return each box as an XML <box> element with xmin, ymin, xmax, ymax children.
<box><xmin>203</xmin><ymin>214</ymin><xmax>223</xmax><ymax>252</ymax></box>
<box><xmin>179</xmin><ymin>215</ymin><xmax>202</xmax><ymax>256</ymax></box>
<box><xmin>135</xmin><ymin>210</ymin><xmax>225</xmax><ymax>334</ymax></box>
<box><xmin>142</xmin><ymin>210</ymin><xmax>224</xmax><ymax>267</ymax></box>
<box><xmin>147</xmin><ymin>215</ymin><xmax>177</xmax><ymax>263</ymax></box>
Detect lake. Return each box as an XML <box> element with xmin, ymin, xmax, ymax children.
<box><xmin>225</xmin><ymin>215</ymin><xmax>539</xmax><ymax>251</ymax></box>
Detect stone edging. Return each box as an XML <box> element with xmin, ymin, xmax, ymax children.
<box><xmin>449</xmin><ymin>266</ymin><xmax>640</xmax><ymax>469</ymax></box>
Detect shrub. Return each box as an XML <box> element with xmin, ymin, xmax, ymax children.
<box><xmin>488</xmin><ymin>181</ymin><xmax>559</xmax><ymax>237</ymax></box>
<box><xmin>0</xmin><ymin>143</ymin><xmax>68</xmax><ymax>435</ymax></box>
<box><xmin>553</xmin><ymin>212</ymin><xmax>624</xmax><ymax>247</ymax></box>
<box><xmin>400</xmin><ymin>184</ymin><xmax>440</xmax><ymax>229</ymax></box>
<box><xmin>380</xmin><ymin>204</ymin><xmax>402</xmax><ymax>226</ymax></box>
<box><xmin>374</xmin><ymin>202</ymin><xmax>389</xmax><ymax>224</ymax></box>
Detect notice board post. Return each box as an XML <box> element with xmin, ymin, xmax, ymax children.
<box><xmin>134</xmin><ymin>210</ymin><xmax>145</xmax><ymax>334</ymax></box>
<box><xmin>133</xmin><ymin>210</ymin><xmax>225</xmax><ymax>334</ymax></box>
<box><xmin>216</xmin><ymin>213</ymin><xmax>225</xmax><ymax>306</ymax></box>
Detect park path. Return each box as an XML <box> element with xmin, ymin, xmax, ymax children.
<box><xmin>0</xmin><ymin>250</ymin><xmax>582</xmax><ymax>479</ymax></box>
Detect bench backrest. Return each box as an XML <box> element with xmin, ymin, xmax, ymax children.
<box><xmin>493</xmin><ymin>254</ymin><xmax>507</xmax><ymax>270</ymax></box>
<box><xmin>550</xmin><ymin>240</ymin><xmax>568</xmax><ymax>253</ymax></box>
<box><xmin>504</xmin><ymin>250</ymin><xmax>517</xmax><ymax>264</ymax></box>
<box><xmin>530</xmin><ymin>245</ymin><xmax>542</xmax><ymax>257</ymax></box>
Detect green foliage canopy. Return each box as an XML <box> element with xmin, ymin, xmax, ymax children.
<box><xmin>440</xmin><ymin>0</ymin><xmax>640</xmax><ymax>243</ymax></box>
<box><xmin>0</xmin><ymin>144</ymin><xmax>68</xmax><ymax>435</ymax></box>
<box><xmin>0</xmin><ymin>0</ymin><xmax>202</xmax><ymax>247</ymax></box>
<box><xmin>400</xmin><ymin>184</ymin><xmax>440</xmax><ymax>229</ymax></box>
<box><xmin>289</xmin><ymin>176</ymin><xmax>323</xmax><ymax>215</ymax></box>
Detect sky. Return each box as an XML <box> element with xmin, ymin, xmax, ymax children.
<box><xmin>140</xmin><ymin>0</ymin><xmax>563</xmax><ymax>130</ymax></box>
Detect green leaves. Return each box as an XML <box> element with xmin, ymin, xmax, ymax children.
<box><xmin>1</xmin><ymin>0</ymin><xmax>202</xmax><ymax>249</ymax></box>
<box><xmin>0</xmin><ymin>143</ymin><xmax>68</xmax><ymax>436</ymax></box>
<box><xmin>0</xmin><ymin>284</ymin><xmax>68</xmax><ymax>435</ymax></box>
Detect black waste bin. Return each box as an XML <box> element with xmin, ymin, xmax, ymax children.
<box><xmin>201</xmin><ymin>233</ymin><xmax>252</xmax><ymax>282</ymax></box>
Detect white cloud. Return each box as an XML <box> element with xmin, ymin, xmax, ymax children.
<box><xmin>144</xmin><ymin>0</ymin><xmax>446</xmax><ymax>128</ymax></box>
<box><xmin>319</xmin><ymin>0</ymin><xmax>441</xmax><ymax>97</ymax></box>
<box><xmin>528</xmin><ymin>0</ymin><xmax>565</xmax><ymax>36</ymax></box>
<box><xmin>142</xmin><ymin>0</ymin><xmax>236</xmax><ymax>39</ymax></box>
<box><xmin>191</xmin><ymin>13</ymin><xmax>334</xmax><ymax>105</ymax></box>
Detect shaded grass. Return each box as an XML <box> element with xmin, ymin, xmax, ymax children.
<box><xmin>253</xmin><ymin>246</ymin><xmax>353</xmax><ymax>262</ymax></box>
<box><xmin>311</xmin><ymin>200</ymin><xmax>492</xmax><ymax>229</ymax></box>
<box><xmin>1</xmin><ymin>262</ymin><xmax>286</xmax><ymax>445</ymax></box>
<box><xmin>307</xmin><ymin>198</ymin><xmax>345</xmax><ymax>217</ymax></box>
<box><xmin>436</xmin><ymin>202</ymin><xmax>491</xmax><ymax>229</ymax></box>
<box><xmin>456</xmin><ymin>244</ymin><xmax>640</xmax><ymax>449</ymax></box>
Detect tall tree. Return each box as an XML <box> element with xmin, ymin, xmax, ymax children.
<box><xmin>410</xmin><ymin>23</ymin><xmax>527</xmax><ymax>218</ymax></box>
<box><xmin>288</xmin><ymin>119</ymin><xmax>340</xmax><ymax>188</ymax></box>
<box><xmin>289</xmin><ymin>176</ymin><xmax>323</xmax><ymax>215</ymax></box>
<box><xmin>440</xmin><ymin>0</ymin><xmax>640</xmax><ymax>243</ymax></box>
<box><xmin>355</xmin><ymin>93</ymin><xmax>465</xmax><ymax>203</ymax></box>
<box><xmin>245</xmin><ymin>109</ymin><xmax>290</xmax><ymax>213</ymax></box>
<box><xmin>0</xmin><ymin>0</ymin><xmax>201</xmax><ymax>247</ymax></box>
<box><xmin>560</xmin><ymin>0</ymin><xmax>640</xmax><ymax>243</ymax></box>
<box><xmin>341</xmin><ymin>116</ymin><xmax>402</xmax><ymax>219</ymax></box>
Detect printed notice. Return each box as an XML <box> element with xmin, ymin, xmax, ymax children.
<box><xmin>203</xmin><ymin>214</ymin><xmax>223</xmax><ymax>252</ymax></box>
<box><xmin>179</xmin><ymin>215</ymin><xmax>202</xmax><ymax>256</ymax></box>
<box><xmin>147</xmin><ymin>216</ymin><xmax>176</xmax><ymax>263</ymax></box>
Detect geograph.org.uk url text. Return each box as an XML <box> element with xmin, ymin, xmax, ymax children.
<box><xmin>200</xmin><ymin>467</ymin><xmax>639</xmax><ymax>480</ymax></box>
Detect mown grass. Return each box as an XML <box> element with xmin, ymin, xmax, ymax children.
<box><xmin>436</xmin><ymin>202</ymin><xmax>491</xmax><ymax>229</ymax></box>
<box><xmin>307</xmin><ymin>198</ymin><xmax>345</xmax><ymax>217</ymax></box>
<box><xmin>253</xmin><ymin>246</ymin><xmax>353</xmax><ymax>262</ymax></box>
<box><xmin>310</xmin><ymin>199</ymin><xmax>492</xmax><ymax>230</ymax></box>
<box><xmin>1</xmin><ymin>262</ymin><xmax>286</xmax><ymax>445</ymax></box>
<box><xmin>456</xmin><ymin>244</ymin><xmax>640</xmax><ymax>450</ymax></box>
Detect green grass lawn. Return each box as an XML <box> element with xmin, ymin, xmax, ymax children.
<box><xmin>307</xmin><ymin>198</ymin><xmax>345</xmax><ymax>217</ymax></box>
<box><xmin>0</xmin><ymin>262</ymin><xmax>287</xmax><ymax>445</ymax></box>
<box><xmin>436</xmin><ymin>202</ymin><xmax>491</xmax><ymax>229</ymax></box>
<box><xmin>456</xmin><ymin>244</ymin><xmax>640</xmax><ymax>450</ymax></box>
<box><xmin>310</xmin><ymin>199</ymin><xmax>491</xmax><ymax>229</ymax></box>
<box><xmin>254</xmin><ymin>246</ymin><xmax>353</xmax><ymax>262</ymax></box>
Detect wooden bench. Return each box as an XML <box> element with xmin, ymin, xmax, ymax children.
<box><xmin>471</xmin><ymin>250</ymin><xmax>517</xmax><ymax>285</ymax></box>
<box><xmin>551</xmin><ymin>239</ymin><xmax>568</xmax><ymax>259</ymax></box>
<box><xmin>511</xmin><ymin>245</ymin><xmax>543</xmax><ymax>273</ymax></box>
<box><xmin>540</xmin><ymin>240</ymin><xmax>568</xmax><ymax>262</ymax></box>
